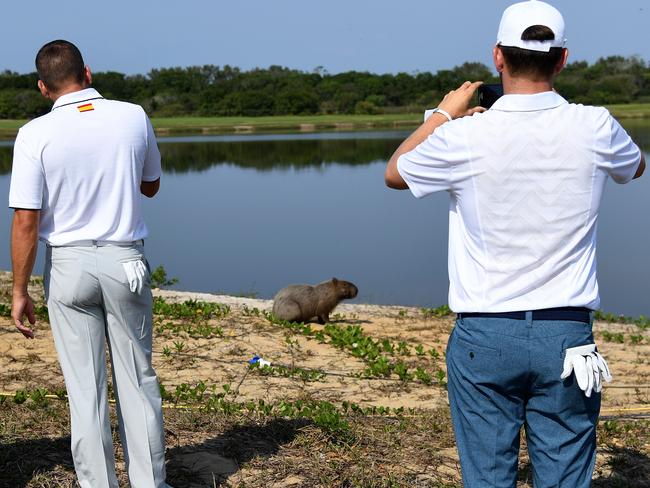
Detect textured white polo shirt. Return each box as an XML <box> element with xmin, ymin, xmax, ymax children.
<box><xmin>9</xmin><ymin>88</ymin><xmax>161</xmax><ymax>245</ymax></box>
<box><xmin>398</xmin><ymin>91</ymin><xmax>641</xmax><ymax>312</ymax></box>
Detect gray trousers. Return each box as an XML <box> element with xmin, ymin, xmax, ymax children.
<box><xmin>44</xmin><ymin>243</ymin><xmax>170</xmax><ymax>488</ymax></box>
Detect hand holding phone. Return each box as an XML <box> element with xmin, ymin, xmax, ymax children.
<box><xmin>478</xmin><ymin>84</ymin><xmax>504</xmax><ymax>109</ymax></box>
<box><xmin>437</xmin><ymin>81</ymin><xmax>486</xmax><ymax>119</ymax></box>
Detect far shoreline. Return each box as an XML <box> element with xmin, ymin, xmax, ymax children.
<box><xmin>0</xmin><ymin>105</ymin><xmax>649</xmax><ymax>139</ymax></box>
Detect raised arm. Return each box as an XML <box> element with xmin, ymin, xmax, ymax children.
<box><xmin>385</xmin><ymin>111</ymin><xmax>450</xmax><ymax>189</ymax></box>
<box><xmin>11</xmin><ymin>209</ymin><xmax>40</xmax><ymax>338</ymax></box>
<box><xmin>385</xmin><ymin>81</ymin><xmax>485</xmax><ymax>189</ymax></box>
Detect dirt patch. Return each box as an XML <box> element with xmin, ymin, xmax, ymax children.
<box><xmin>0</xmin><ymin>272</ymin><xmax>649</xmax><ymax>487</ymax></box>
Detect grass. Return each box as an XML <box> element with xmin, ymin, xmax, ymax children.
<box><xmin>1</xmin><ymin>392</ymin><xmax>648</xmax><ymax>487</ymax></box>
<box><xmin>0</xmin><ymin>113</ymin><xmax>422</xmax><ymax>139</ymax></box>
<box><xmin>152</xmin><ymin>296</ymin><xmax>230</xmax><ymax>321</ymax></box>
<box><xmin>0</xmin><ymin>397</ymin><xmax>461</xmax><ymax>487</ymax></box>
<box><xmin>150</xmin><ymin>113</ymin><xmax>422</xmax><ymax>134</ymax></box>
<box><xmin>263</xmin><ymin>311</ymin><xmax>447</xmax><ymax>386</ymax></box>
<box><xmin>0</xmin><ymin>103</ymin><xmax>649</xmax><ymax>138</ymax></box>
<box><xmin>607</xmin><ymin>103</ymin><xmax>650</xmax><ymax>119</ymax></box>
<box><xmin>593</xmin><ymin>310</ymin><xmax>650</xmax><ymax>330</ymax></box>
<box><xmin>0</xmin><ymin>281</ymin><xmax>648</xmax><ymax>487</ymax></box>
<box><xmin>0</xmin><ymin>119</ymin><xmax>28</xmax><ymax>129</ymax></box>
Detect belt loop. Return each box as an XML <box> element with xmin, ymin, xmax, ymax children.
<box><xmin>526</xmin><ymin>311</ymin><xmax>533</xmax><ymax>328</ymax></box>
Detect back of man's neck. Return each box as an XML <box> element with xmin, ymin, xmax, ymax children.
<box><xmin>50</xmin><ymin>84</ymin><xmax>90</xmax><ymax>102</ymax></box>
<box><xmin>503</xmin><ymin>77</ymin><xmax>553</xmax><ymax>95</ymax></box>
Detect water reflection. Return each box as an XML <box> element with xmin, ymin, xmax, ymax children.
<box><xmin>1</xmin><ymin>122</ymin><xmax>648</xmax><ymax>176</ymax></box>
<box><xmin>0</xmin><ymin>132</ymin><xmax>405</xmax><ymax>175</ymax></box>
<box><xmin>622</xmin><ymin>120</ymin><xmax>650</xmax><ymax>150</ymax></box>
<box><xmin>0</xmin><ymin>127</ymin><xmax>648</xmax><ymax>315</ymax></box>
<box><xmin>162</xmin><ymin>133</ymin><xmax>402</xmax><ymax>173</ymax></box>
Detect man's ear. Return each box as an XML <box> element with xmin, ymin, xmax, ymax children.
<box><xmin>554</xmin><ymin>48</ymin><xmax>569</xmax><ymax>76</ymax></box>
<box><xmin>493</xmin><ymin>46</ymin><xmax>505</xmax><ymax>73</ymax></box>
<box><xmin>83</xmin><ymin>66</ymin><xmax>92</xmax><ymax>86</ymax></box>
<box><xmin>37</xmin><ymin>80</ymin><xmax>49</xmax><ymax>99</ymax></box>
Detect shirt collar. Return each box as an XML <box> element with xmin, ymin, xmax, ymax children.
<box><xmin>490</xmin><ymin>91</ymin><xmax>567</xmax><ymax>112</ymax></box>
<box><xmin>51</xmin><ymin>87</ymin><xmax>103</xmax><ymax>110</ymax></box>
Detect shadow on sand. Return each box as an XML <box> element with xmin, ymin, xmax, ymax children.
<box><xmin>0</xmin><ymin>417</ymin><xmax>308</xmax><ymax>488</ymax></box>
<box><xmin>0</xmin><ymin>435</ymin><xmax>74</xmax><ymax>488</ymax></box>
<box><xmin>165</xmin><ymin>417</ymin><xmax>310</xmax><ymax>487</ymax></box>
<box><xmin>515</xmin><ymin>444</ymin><xmax>650</xmax><ymax>487</ymax></box>
<box><xmin>592</xmin><ymin>445</ymin><xmax>650</xmax><ymax>487</ymax></box>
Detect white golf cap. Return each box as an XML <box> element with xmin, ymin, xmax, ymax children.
<box><xmin>497</xmin><ymin>0</ymin><xmax>566</xmax><ymax>52</ymax></box>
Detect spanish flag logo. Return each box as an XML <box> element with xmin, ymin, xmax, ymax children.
<box><xmin>77</xmin><ymin>103</ymin><xmax>94</xmax><ymax>113</ymax></box>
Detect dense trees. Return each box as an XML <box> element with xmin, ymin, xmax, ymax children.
<box><xmin>0</xmin><ymin>56</ymin><xmax>648</xmax><ymax>119</ymax></box>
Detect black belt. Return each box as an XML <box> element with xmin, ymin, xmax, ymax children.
<box><xmin>457</xmin><ymin>307</ymin><xmax>592</xmax><ymax>324</ymax></box>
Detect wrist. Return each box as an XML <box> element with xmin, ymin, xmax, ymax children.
<box><xmin>12</xmin><ymin>283</ymin><xmax>29</xmax><ymax>297</ymax></box>
<box><xmin>433</xmin><ymin>107</ymin><xmax>453</xmax><ymax>122</ymax></box>
<box><xmin>424</xmin><ymin>108</ymin><xmax>453</xmax><ymax>123</ymax></box>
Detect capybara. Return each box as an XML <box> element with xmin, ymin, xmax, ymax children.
<box><xmin>272</xmin><ymin>278</ymin><xmax>358</xmax><ymax>324</ymax></box>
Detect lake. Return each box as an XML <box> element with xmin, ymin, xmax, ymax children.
<box><xmin>1</xmin><ymin>125</ymin><xmax>649</xmax><ymax>316</ymax></box>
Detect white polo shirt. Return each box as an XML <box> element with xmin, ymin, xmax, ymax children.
<box><xmin>8</xmin><ymin>88</ymin><xmax>161</xmax><ymax>245</ymax></box>
<box><xmin>398</xmin><ymin>91</ymin><xmax>641</xmax><ymax>312</ymax></box>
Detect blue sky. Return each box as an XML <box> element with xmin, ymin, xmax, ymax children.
<box><xmin>2</xmin><ymin>0</ymin><xmax>648</xmax><ymax>76</ymax></box>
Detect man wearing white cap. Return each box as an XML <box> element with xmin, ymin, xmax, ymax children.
<box><xmin>385</xmin><ymin>1</ymin><xmax>645</xmax><ymax>486</ymax></box>
<box><xmin>9</xmin><ymin>40</ymin><xmax>173</xmax><ymax>488</ymax></box>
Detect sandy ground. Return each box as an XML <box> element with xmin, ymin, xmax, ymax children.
<box><xmin>1</xmin><ymin>278</ymin><xmax>649</xmax><ymax>487</ymax></box>
<box><xmin>1</xmin><ymin>286</ymin><xmax>648</xmax><ymax>416</ymax></box>
<box><xmin>0</xmin><ymin>288</ymin><xmax>454</xmax><ymax>410</ymax></box>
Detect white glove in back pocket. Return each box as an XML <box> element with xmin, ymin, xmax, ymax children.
<box><xmin>122</xmin><ymin>260</ymin><xmax>148</xmax><ymax>294</ymax></box>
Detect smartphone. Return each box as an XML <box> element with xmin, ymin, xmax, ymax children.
<box><xmin>478</xmin><ymin>84</ymin><xmax>504</xmax><ymax>109</ymax></box>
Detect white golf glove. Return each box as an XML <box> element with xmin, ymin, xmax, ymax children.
<box><xmin>560</xmin><ymin>344</ymin><xmax>612</xmax><ymax>397</ymax></box>
<box><xmin>122</xmin><ymin>260</ymin><xmax>148</xmax><ymax>294</ymax></box>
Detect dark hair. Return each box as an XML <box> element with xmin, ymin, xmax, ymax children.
<box><xmin>500</xmin><ymin>25</ymin><xmax>564</xmax><ymax>79</ymax></box>
<box><xmin>35</xmin><ymin>40</ymin><xmax>86</xmax><ymax>92</ymax></box>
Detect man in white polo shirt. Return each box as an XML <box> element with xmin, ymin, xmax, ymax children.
<box><xmin>385</xmin><ymin>1</ymin><xmax>645</xmax><ymax>486</ymax></box>
<box><xmin>9</xmin><ymin>40</ymin><xmax>172</xmax><ymax>488</ymax></box>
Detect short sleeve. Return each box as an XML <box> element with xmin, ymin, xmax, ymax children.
<box><xmin>8</xmin><ymin>128</ymin><xmax>44</xmax><ymax>209</ymax></box>
<box><xmin>595</xmin><ymin>112</ymin><xmax>641</xmax><ymax>184</ymax></box>
<box><xmin>142</xmin><ymin>113</ymin><xmax>162</xmax><ymax>182</ymax></box>
<box><xmin>397</xmin><ymin>122</ymin><xmax>468</xmax><ymax>198</ymax></box>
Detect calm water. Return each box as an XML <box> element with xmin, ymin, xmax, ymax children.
<box><xmin>1</xmin><ymin>126</ymin><xmax>649</xmax><ymax>315</ymax></box>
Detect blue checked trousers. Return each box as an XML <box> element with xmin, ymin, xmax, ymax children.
<box><xmin>446</xmin><ymin>313</ymin><xmax>600</xmax><ymax>487</ymax></box>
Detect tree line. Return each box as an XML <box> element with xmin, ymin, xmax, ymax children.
<box><xmin>0</xmin><ymin>56</ymin><xmax>648</xmax><ymax>119</ymax></box>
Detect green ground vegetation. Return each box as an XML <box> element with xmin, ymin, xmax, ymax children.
<box><xmin>151</xmin><ymin>113</ymin><xmax>423</xmax><ymax>134</ymax></box>
<box><xmin>0</xmin><ymin>104</ymin><xmax>649</xmax><ymax>140</ymax></box>
<box><xmin>0</xmin><ymin>265</ymin><xmax>649</xmax><ymax>487</ymax></box>
<box><xmin>1</xmin><ymin>292</ymin><xmax>648</xmax><ymax>486</ymax></box>
<box><xmin>2</xmin><ymin>396</ymin><xmax>649</xmax><ymax>487</ymax></box>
